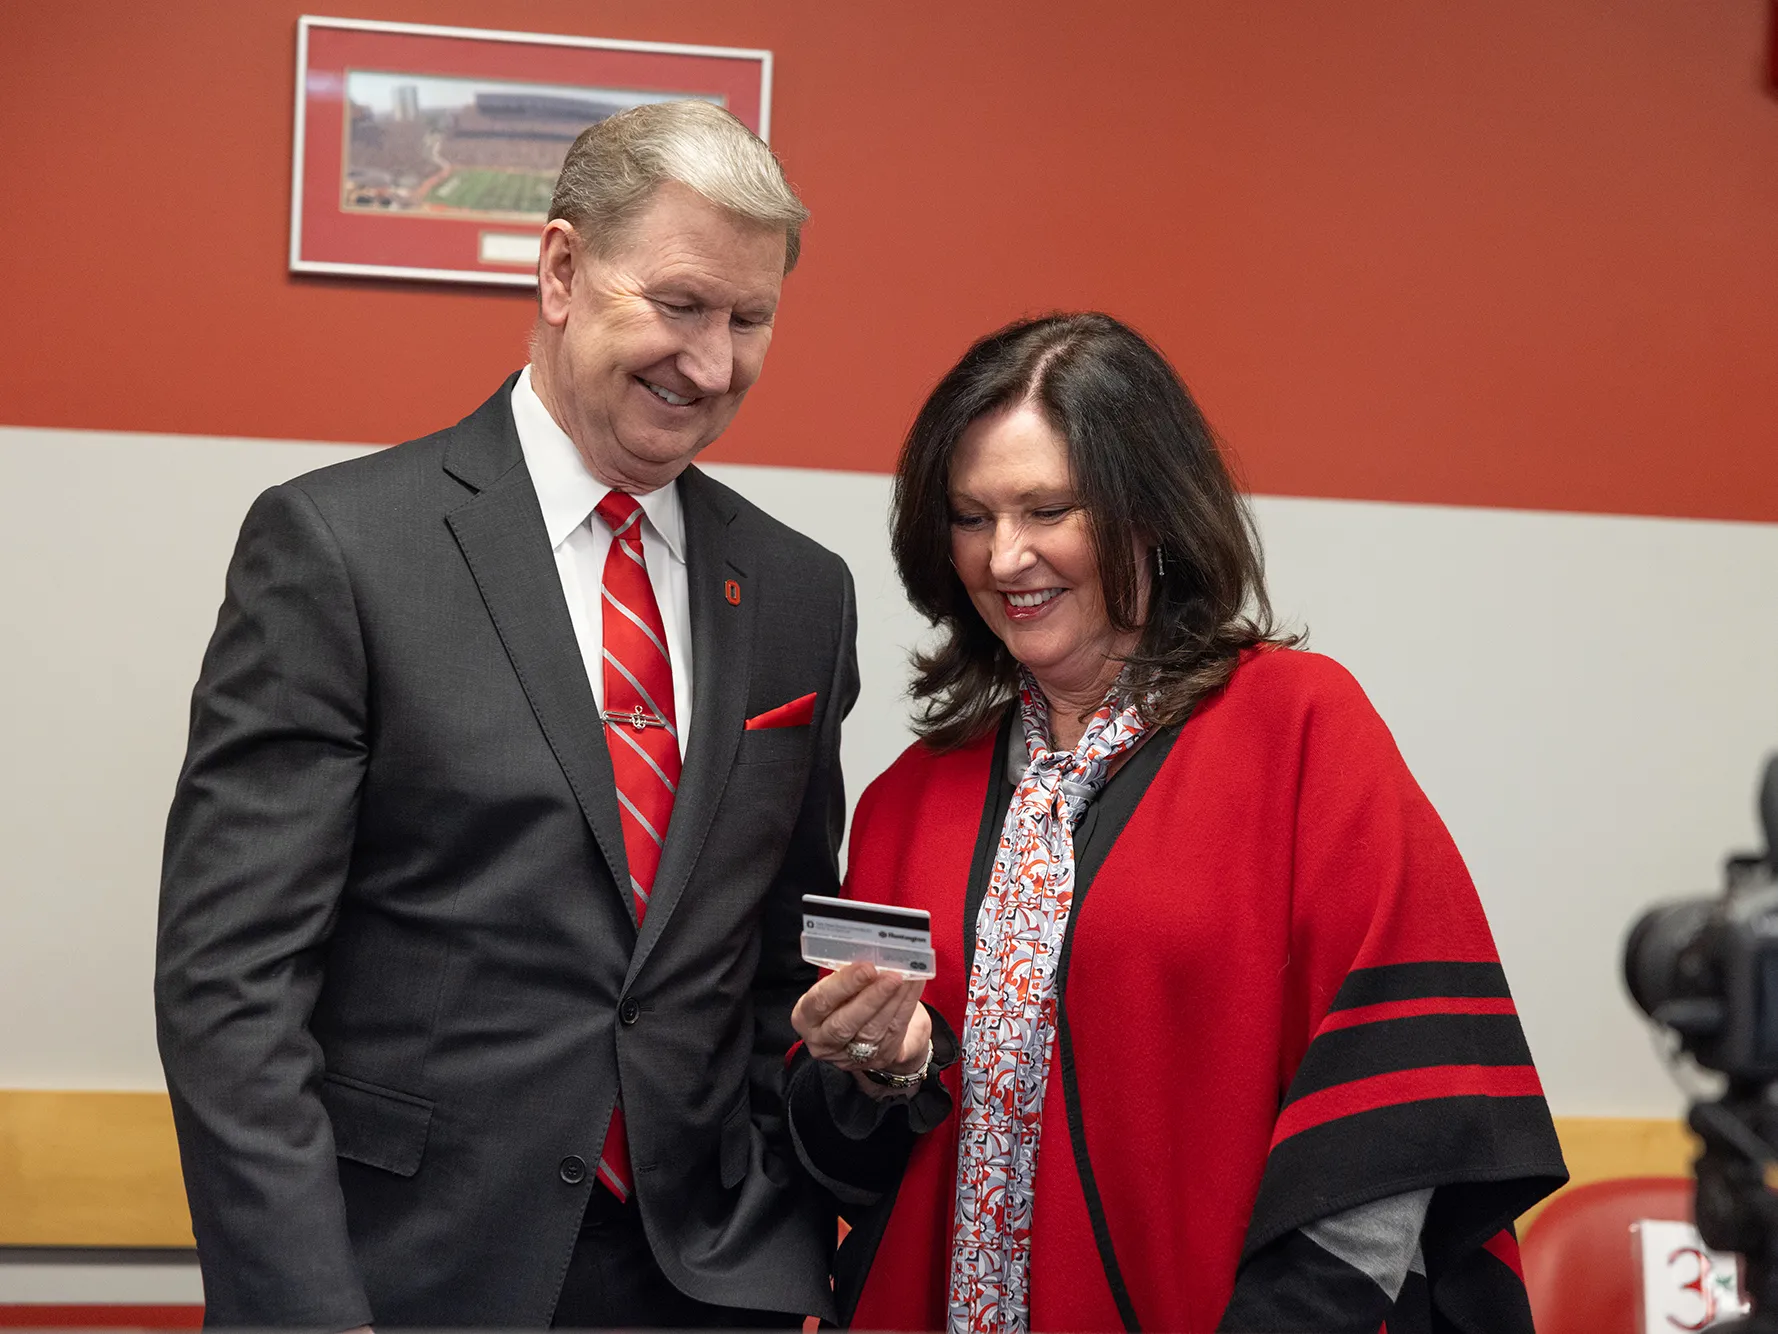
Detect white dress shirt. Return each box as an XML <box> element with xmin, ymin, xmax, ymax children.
<box><xmin>511</xmin><ymin>367</ymin><xmax>694</xmax><ymax>759</ymax></box>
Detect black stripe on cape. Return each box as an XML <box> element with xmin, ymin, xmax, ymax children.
<box><xmin>1228</xmin><ymin>960</ymin><xmax>1565</xmax><ymax>1333</ymax></box>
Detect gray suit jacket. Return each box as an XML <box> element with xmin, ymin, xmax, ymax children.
<box><xmin>155</xmin><ymin>377</ymin><xmax>859</xmax><ymax>1327</ymax></box>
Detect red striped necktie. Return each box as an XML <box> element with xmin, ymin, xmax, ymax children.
<box><xmin>592</xmin><ymin>490</ymin><xmax>680</xmax><ymax>1201</ymax></box>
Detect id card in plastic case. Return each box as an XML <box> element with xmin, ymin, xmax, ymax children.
<box><xmin>800</xmin><ymin>894</ymin><xmax>936</xmax><ymax>978</ymax></box>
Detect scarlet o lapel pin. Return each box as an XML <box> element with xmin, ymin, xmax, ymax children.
<box><xmin>724</xmin><ymin>579</ymin><xmax>741</xmax><ymax>606</ymax></box>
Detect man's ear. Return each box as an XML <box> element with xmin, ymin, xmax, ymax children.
<box><xmin>537</xmin><ymin>220</ymin><xmax>578</xmax><ymax>328</ymax></box>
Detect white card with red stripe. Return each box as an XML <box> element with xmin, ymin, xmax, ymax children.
<box><xmin>801</xmin><ymin>894</ymin><xmax>936</xmax><ymax>978</ymax></box>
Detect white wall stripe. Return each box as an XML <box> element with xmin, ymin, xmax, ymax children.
<box><xmin>1</xmin><ymin>426</ymin><xmax>1774</xmax><ymax>1125</ymax></box>
<box><xmin>0</xmin><ymin>1252</ymin><xmax>203</xmax><ymax>1304</ymax></box>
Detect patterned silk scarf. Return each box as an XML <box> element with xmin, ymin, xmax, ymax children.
<box><xmin>946</xmin><ymin>671</ymin><xmax>1150</xmax><ymax>1334</ymax></box>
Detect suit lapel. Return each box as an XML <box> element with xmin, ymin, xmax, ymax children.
<box><xmin>626</xmin><ymin>465</ymin><xmax>752</xmax><ymax>982</ymax></box>
<box><xmin>442</xmin><ymin>382</ymin><xmax>633</xmax><ymax>913</ymax></box>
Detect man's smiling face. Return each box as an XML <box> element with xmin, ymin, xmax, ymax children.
<box><xmin>536</xmin><ymin>180</ymin><xmax>787</xmax><ymax>491</ymax></box>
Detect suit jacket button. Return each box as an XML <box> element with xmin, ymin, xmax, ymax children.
<box><xmin>559</xmin><ymin>1155</ymin><xmax>587</xmax><ymax>1185</ymax></box>
<box><xmin>619</xmin><ymin>998</ymin><xmax>641</xmax><ymax>1025</ymax></box>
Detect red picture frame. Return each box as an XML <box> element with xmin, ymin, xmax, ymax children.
<box><xmin>289</xmin><ymin>16</ymin><xmax>773</xmax><ymax>286</ymax></box>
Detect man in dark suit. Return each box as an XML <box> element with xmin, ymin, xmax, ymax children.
<box><xmin>155</xmin><ymin>101</ymin><xmax>856</xmax><ymax>1329</ymax></box>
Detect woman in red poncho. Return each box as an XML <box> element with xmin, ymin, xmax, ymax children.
<box><xmin>786</xmin><ymin>312</ymin><xmax>1565</xmax><ymax>1334</ymax></box>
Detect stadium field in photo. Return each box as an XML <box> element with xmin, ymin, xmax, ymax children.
<box><xmin>423</xmin><ymin>168</ymin><xmax>557</xmax><ymax>216</ymax></box>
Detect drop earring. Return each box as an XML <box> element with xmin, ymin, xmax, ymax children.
<box><xmin>1155</xmin><ymin>546</ymin><xmax>1166</xmax><ymax>578</ymax></box>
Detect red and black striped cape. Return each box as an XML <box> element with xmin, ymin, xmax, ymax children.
<box><xmin>811</xmin><ymin>648</ymin><xmax>1566</xmax><ymax>1333</ymax></box>
<box><xmin>1220</xmin><ymin>958</ymin><xmax>1555</xmax><ymax>1331</ymax></box>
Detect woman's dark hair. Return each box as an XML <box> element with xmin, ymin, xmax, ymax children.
<box><xmin>893</xmin><ymin>311</ymin><xmax>1299</xmax><ymax>750</ymax></box>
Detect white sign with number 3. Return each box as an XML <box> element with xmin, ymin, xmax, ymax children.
<box><xmin>1634</xmin><ymin>1218</ymin><xmax>1750</xmax><ymax>1332</ymax></box>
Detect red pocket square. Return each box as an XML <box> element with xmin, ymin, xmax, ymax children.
<box><xmin>745</xmin><ymin>692</ymin><xmax>817</xmax><ymax>730</ymax></box>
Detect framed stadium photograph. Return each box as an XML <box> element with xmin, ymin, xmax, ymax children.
<box><xmin>289</xmin><ymin>17</ymin><xmax>774</xmax><ymax>286</ymax></box>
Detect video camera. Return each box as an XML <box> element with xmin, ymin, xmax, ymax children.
<box><xmin>1625</xmin><ymin>754</ymin><xmax>1778</xmax><ymax>1330</ymax></box>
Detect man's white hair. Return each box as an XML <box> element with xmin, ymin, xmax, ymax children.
<box><xmin>549</xmin><ymin>100</ymin><xmax>808</xmax><ymax>272</ymax></box>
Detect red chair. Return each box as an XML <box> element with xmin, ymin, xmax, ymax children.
<box><xmin>1520</xmin><ymin>1176</ymin><xmax>1695</xmax><ymax>1334</ymax></box>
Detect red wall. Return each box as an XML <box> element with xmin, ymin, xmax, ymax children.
<box><xmin>2</xmin><ymin>1</ymin><xmax>1774</xmax><ymax>521</ymax></box>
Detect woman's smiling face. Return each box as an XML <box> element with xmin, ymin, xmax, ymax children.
<box><xmin>947</xmin><ymin>402</ymin><xmax>1147</xmax><ymax>708</ymax></box>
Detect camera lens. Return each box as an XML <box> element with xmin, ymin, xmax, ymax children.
<box><xmin>1624</xmin><ymin>899</ymin><xmax>1717</xmax><ymax>1021</ymax></box>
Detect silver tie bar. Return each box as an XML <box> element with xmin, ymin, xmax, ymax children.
<box><xmin>601</xmin><ymin>705</ymin><xmax>667</xmax><ymax>733</ymax></box>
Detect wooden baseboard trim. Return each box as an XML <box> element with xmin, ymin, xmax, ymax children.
<box><xmin>0</xmin><ymin>1091</ymin><xmax>1698</xmax><ymax>1247</ymax></box>
<box><xmin>0</xmin><ymin>1092</ymin><xmax>193</xmax><ymax>1247</ymax></box>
